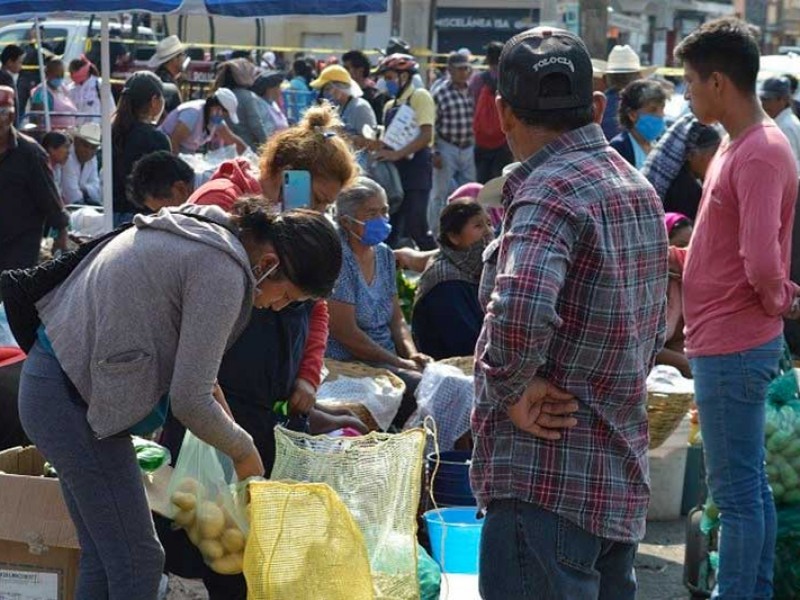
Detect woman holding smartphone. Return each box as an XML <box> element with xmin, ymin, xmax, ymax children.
<box><xmin>157</xmin><ymin>104</ymin><xmax>361</xmax><ymax>600</ymax></box>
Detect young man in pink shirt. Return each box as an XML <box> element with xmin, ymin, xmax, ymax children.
<box><xmin>675</xmin><ymin>18</ymin><xmax>800</xmax><ymax>599</ymax></box>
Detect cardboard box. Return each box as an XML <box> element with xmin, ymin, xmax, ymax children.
<box><xmin>0</xmin><ymin>446</ymin><xmax>79</xmax><ymax>600</ymax></box>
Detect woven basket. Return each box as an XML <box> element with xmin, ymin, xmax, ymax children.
<box><xmin>438</xmin><ymin>356</ymin><xmax>475</xmax><ymax>376</ymax></box>
<box><xmin>647</xmin><ymin>391</ymin><xmax>693</xmax><ymax>450</ymax></box>
<box><xmin>319</xmin><ymin>360</ymin><xmax>406</xmax><ymax>431</ymax></box>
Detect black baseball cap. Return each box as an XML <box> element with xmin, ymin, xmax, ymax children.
<box><xmin>498</xmin><ymin>27</ymin><xmax>593</xmax><ymax>112</ymax></box>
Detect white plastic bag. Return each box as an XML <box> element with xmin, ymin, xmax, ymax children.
<box><xmin>316</xmin><ymin>376</ymin><xmax>403</xmax><ymax>431</ymax></box>
<box><xmin>409</xmin><ymin>363</ymin><xmax>473</xmax><ymax>451</ymax></box>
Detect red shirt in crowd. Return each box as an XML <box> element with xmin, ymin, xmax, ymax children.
<box><xmin>188</xmin><ymin>158</ymin><xmax>329</xmax><ymax>388</ymax></box>
<box><xmin>682</xmin><ymin>122</ymin><xmax>799</xmax><ymax>358</ymax></box>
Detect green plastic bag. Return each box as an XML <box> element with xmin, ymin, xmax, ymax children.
<box><xmin>765</xmin><ymin>346</ymin><xmax>800</xmax><ymax>507</ymax></box>
<box><xmin>132</xmin><ymin>437</ymin><xmax>171</xmax><ymax>474</ymax></box>
<box><xmin>418</xmin><ymin>544</ymin><xmax>441</xmax><ymax>600</ymax></box>
<box><xmin>775</xmin><ymin>505</ymin><xmax>800</xmax><ymax>600</ymax></box>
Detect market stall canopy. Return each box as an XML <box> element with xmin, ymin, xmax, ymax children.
<box><xmin>0</xmin><ymin>0</ymin><xmax>386</xmax><ymax>15</ymax></box>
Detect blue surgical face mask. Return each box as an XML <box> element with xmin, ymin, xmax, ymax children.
<box><xmin>209</xmin><ymin>114</ymin><xmax>224</xmax><ymax>127</ymax></box>
<box><xmin>348</xmin><ymin>215</ymin><xmax>392</xmax><ymax>246</ymax></box>
<box><xmin>48</xmin><ymin>77</ymin><xmax>64</xmax><ymax>89</ymax></box>
<box><xmin>635</xmin><ymin>113</ymin><xmax>666</xmax><ymax>142</ymax></box>
<box><xmin>384</xmin><ymin>79</ymin><xmax>400</xmax><ymax>98</ymax></box>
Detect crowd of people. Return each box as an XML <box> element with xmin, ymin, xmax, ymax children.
<box><xmin>0</xmin><ymin>14</ymin><xmax>799</xmax><ymax>600</ymax></box>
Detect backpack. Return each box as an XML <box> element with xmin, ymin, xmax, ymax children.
<box><xmin>473</xmin><ymin>72</ymin><xmax>506</xmax><ymax>150</ymax></box>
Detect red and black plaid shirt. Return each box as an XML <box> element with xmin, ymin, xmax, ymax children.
<box><xmin>471</xmin><ymin>123</ymin><xmax>668</xmax><ymax>542</ymax></box>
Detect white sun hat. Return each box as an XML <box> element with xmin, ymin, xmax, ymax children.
<box><xmin>147</xmin><ymin>35</ymin><xmax>187</xmax><ymax>69</ymax></box>
<box><xmin>604</xmin><ymin>45</ymin><xmax>657</xmax><ymax>77</ymax></box>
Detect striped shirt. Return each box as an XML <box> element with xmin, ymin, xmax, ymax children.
<box><xmin>471</xmin><ymin>123</ymin><xmax>668</xmax><ymax>543</ymax></box>
<box><xmin>432</xmin><ymin>80</ymin><xmax>474</xmax><ymax>147</ymax></box>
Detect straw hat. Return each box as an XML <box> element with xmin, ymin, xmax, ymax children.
<box><xmin>601</xmin><ymin>45</ymin><xmax>657</xmax><ymax>77</ymax></box>
<box><xmin>476</xmin><ymin>162</ymin><xmax>521</xmax><ymax>208</ymax></box>
<box><xmin>75</xmin><ymin>122</ymin><xmax>101</xmax><ymax>146</ymax></box>
<box><xmin>147</xmin><ymin>35</ymin><xmax>186</xmax><ymax>69</ymax></box>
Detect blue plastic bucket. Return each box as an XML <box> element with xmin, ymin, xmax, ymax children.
<box><xmin>427</xmin><ymin>451</ymin><xmax>475</xmax><ymax>506</ymax></box>
<box><xmin>423</xmin><ymin>507</ymin><xmax>483</xmax><ymax>574</ymax></box>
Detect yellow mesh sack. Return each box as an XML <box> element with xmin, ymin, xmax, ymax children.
<box><xmin>244</xmin><ymin>481</ymin><xmax>374</xmax><ymax>600</ymax></box>
<box><xmin>270</xmin><ymin>427</ymin><xmax>426</xmax><ymax>600</ymax></box>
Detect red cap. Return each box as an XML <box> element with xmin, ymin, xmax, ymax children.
<box><xmin>0</xmin><ymin>85</ymin><xmax>14</xmax><ymax>108</ymax></box>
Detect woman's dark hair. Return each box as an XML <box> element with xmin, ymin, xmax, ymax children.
<box><xmin>203</xmin><ymin>94</ymin><xmax>222</xmax><ymax>133</ymax></box>
<box><xmin>44</xmin><ymin>56</ymin><xmax>63</xmax><ymax>76</ymax></box>
<box><xmin>41</xmin><ymin>131</ymin><xmax>70</xmax><ymax>151</ymax></box>
<box><xmin>292</xmin><ymin>59</ymin><xmax>313</xmax><ymax>83</ymax></box>
<box><xmin>438</xmin><ymin>199</ymin><xmax>485</xmax><ymax>249</ymax></box>
<box><xmin>669</xmin><ymin>217</ymin><xmax>693</xmax><ymax>240</ymax></box>
<box><xmin>674</xmin><ymin>17</ymin><xmax>759</xmax><ymax>94</ymax></box>
<box><xmin>112</xmin><ymin>72</ymin><xmax>164</xmax><ymax>157</ymax></box>
<box><xmin>232</xmin><ymin>198</ymin><xmax>343</xmax><ymax>298</ymax></box>
<box><xmin>126</xmin><ymin>151</ymin><xmax>193</xmax><ymax>208</ymax></box>
<box><xmin>618</xmin><ymin>79</ymin><xmax>667</xmax><ymax>129</ymax></box>
<box><xmin>214</xmin><ymin>63</ymin><xmax>238</xmax><ymax>91</ymax></box>
<box><xmin>686</xmin><ymin>122</ymin><xmax>721</xmax><ymax>155</ymax></box>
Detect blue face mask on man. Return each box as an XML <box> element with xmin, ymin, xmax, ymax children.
<box><xmin>635</xmin><ymin>113</ymin><xmax>665</xmax><ymax>142</ymax></box>
<box><xmin>347</xmin><ymin>215</ymin><xmax>392</xmax><ymax>246</ymax></box>
<box><xmin>384</xmin><ymin>79</ymin><xmax>400</xmax><ymax>98</ymax></box>
<box><xmin>48</xmin><ymin>77</ymin><xmax>64</xmax><ymax>89</ymax></box>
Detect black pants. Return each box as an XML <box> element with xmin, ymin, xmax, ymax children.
<box><xmin>390</xmin><ymin>188</ymin><xmax>436</xmax><ymax>250</ymax></box>
<box><xmin>475</xmin><ymin>144</ymin><xmax>513</xmax><ymax>184</ymax></box>
<box><xmin>383</xmin><ymin>365</ymin><xmax>422</xmax><ymax>429</ymax></box>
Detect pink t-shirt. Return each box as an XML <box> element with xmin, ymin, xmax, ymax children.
<box><xmin>683</xmin><ymin>122</ymin><xmax>799</xmax><ymax>358</ymax></box>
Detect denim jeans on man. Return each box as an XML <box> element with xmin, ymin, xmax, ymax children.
<box><xmin>430</xmin><ymin>139</ymin><xmax>476</xmax><ymax>236</ymax></box>
<box><xmin>690</xmin><ymin>335</ymin><xmax>782</xmax><ymax>599</ymax></box>
<box><xmin>480</xmin><ymin>500</ymin><xmax>637</xmax><ymax>600</ymax></box>
<box><xmin>18</xmin><ymin>341</ymin><xmax>165</xmax><ymax>599</ymax></box>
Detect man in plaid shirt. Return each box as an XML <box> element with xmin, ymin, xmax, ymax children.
<box><xmin>430</xmin><ymin>53</ymin><xmax>476</xmax><ymax>235</ymax></box>
<box><xmin>472</xmin><ymin>28</ymin><xmax>668</xmax><ymax>599</ymax></box>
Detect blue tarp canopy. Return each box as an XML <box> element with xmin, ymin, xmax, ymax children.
<box><xmin>0</xmin><ymin>0</ymin><xmax>386</xmax><ymax>16</ymax></box>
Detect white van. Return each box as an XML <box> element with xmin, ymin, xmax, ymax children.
<box><xmin>0</xmin><ymin>19</ymin><xmax>159</xmax><ymax>72</ymax></box>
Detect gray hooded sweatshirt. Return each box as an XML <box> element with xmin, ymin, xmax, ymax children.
<box><xmin>37</xmin><ymin>204</ymin><xmax>257</xmax><ymax>462</ymax></box>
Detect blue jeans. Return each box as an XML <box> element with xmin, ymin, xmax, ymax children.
<box><xmin>430</xmin><ymin>139</ymin><xmax>476</xmax><ymax>236</ymax></box>
<box><xmin>18</xmin><ymin>342</ymin><xmax>165</xmax><ymax>599</ymax></box>
<box><xmin>690</xmin><ymin>335</ymin><xmax>782</xmax><ymax>600</ymax></box>
<box><xmin>479</xmin><ymin>500</ymin><xmax>637</xmax><ymax>600</ymax></box>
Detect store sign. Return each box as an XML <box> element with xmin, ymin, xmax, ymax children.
<box><xmin>435</xmin><ymin>8</ymin><xmax>541</xmax><ymax>32</ymax></box>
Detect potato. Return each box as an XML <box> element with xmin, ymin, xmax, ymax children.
<box><xmin>197</xmin><ymin>501</ymin><xmax>225</xmax><ymax>539</ymax></box>
<box><xmin>187</xmin><ymin>524</ymin><xmax>202</xmax><ymax>546</ymax></box>
<box><xmin>210</xmin><ymin>552</ymin><xmax>243</xmax><ymax>575</ymax></box>
<box><xmin>173</xmin><ymin>508</ymin><xmax>195</xmax><ymax>528</ymax></box>
<box><xmin>198</xmin><ymin>539</ymin><xmax>225</xmax><ymax>560</ymax></box>
<box><xmin>220</xmin><ymin>527</ymin><xmax>246</xmax><ymax>553</ymax></box>
<box><xmin>171</xmin><ymin>491</ymin><xmax>197</xmax><ymax>511</ymax></box>
<box><xmin>177</xmin><ymin>477</ymin><xmax>204</xmax><ymax>496</ymax></box>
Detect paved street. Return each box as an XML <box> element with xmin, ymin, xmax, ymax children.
<box><xmin>167</xmin><ymin>519</ymin><xmax>690</xmax><ymax>600</ymax></box>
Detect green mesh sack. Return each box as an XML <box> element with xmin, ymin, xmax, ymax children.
<box><xmin>775</xmin><ymin>505</ymin><xmax>800</xmax><ymax>600</ymax></box>
<box><xmin>765</xmin><ymin>346</ymin><xmax>800</xmax><ymax>506</ymax></box>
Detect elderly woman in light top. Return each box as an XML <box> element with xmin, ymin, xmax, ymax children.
<box><xmin>326</xmin><ymin>177</ymin><xmax>432</xmax><ymax>429</ymax></box>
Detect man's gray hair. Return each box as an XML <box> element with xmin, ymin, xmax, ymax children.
<box><xmin>335</xmin><ymin>176</ymin><xmax>388</xmax><ymax>218</ymax></box>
